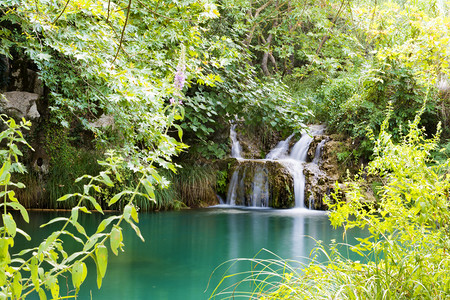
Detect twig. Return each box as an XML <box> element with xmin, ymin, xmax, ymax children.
<box><xmin>112</xmin><ymin>0</ymin><xmax>132</xmax><ymax>64</ymax></box>
<box><xmin>52</xmin><ymin>0</ymin><xmax>71</xmax><ymax>24</ymax></box>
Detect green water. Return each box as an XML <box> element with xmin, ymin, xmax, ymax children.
<box><xmin>16</xmin><ymin>207</ymin><xmax>366</xmax><ymax>299</ymax></box>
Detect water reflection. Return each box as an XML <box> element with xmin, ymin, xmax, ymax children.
<box><xmin>16</xmin><ymin>208</ymin><xmax>364</xmax><ymax>300</ymax></box>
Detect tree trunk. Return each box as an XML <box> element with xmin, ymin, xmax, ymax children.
<box><xmin>261</xmin><ymin>33</ymin><xmax>273</xmax><ymax>76</ymax></box>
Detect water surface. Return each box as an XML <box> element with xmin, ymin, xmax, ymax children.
<box><xmin>17</xmin><ymin>208</ymin><xmax>365</xmax><ymax>299</ymax></box>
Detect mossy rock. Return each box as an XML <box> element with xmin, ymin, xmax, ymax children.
<box><xmin>227</xmin><ymin>160</ymin><xmax>294</xmax><ymax>208</ymax></box>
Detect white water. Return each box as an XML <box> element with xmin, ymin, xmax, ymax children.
<box><xmin>230</xmin><ymin>124</ymin><xmax>243</xmax><ymax>159</ymax></box>
<box><xmin>251</xmin><ymin>166</ymin><xmax>269</xmax><ymax>207</ymax></box>
<box><xmin>312</xmin><ymin>139</ymin><xmax>327</xmax><ymax>165</ymax></box>
<box><xmin>265</xmin><ymin>134</ymin><xmax>294</xmax><ymax>160</ymax></box>
<box><xmin>226</xmin><ymin>125</ymin><xmax>325</xmax><ymax>209</ymax></box>
<box><xmin>226</xmin><ymin>166</ymin><xmax>241</xmax><ymax>206</ymax></box>
<box><xmin>283</xmin><ymin>133</ymin><xmax>313</xmax><ymax>208</ymax></box>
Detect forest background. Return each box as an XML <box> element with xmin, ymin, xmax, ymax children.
<box><xmin>0</xmin><ymin>0</ymin><xmax>449</xmax><ymax>210</ymax></box>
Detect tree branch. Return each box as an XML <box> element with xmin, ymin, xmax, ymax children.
<box><xmin>52</xmin><ymin>0</ymin><xmax>71</xmax><ymax>24</ymax></box>
<box><xmin>112</xmin><ymin>0</ymin><xmax>132</xmax><ymax>64</ymax></box>
<box><xmin>316</xmin><ymin>0</ymin><xmax>347</xmax><ymax>55</ymax></box>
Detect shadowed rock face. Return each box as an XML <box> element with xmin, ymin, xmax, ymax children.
<box><xmin>226</xmin><ymin>159</ymin><xmax>295</xmax><ymax>208</ymax></box>
<box><xmin>1</xmin><ymin>91</ymin><xmax>40</xmax><ymax>120</ymax></box>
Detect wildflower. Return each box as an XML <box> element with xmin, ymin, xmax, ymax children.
<box><xmin>170</xmin><ymin>97</ymin><xmax>175</xmax><ymax>104</ymax></box>
<box><xmin>174</xmin><ymin>64</ymin><xmax>186</xmax><ymax>91</ymax></box>
<box><xmin>174</xmin><ymin>45</ymin><xmax>186</xmax><ymax>92</ymax></box>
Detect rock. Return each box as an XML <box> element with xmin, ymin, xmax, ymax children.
<box><xmin>226</xmin><ymin>160</ymin><xmax>295</xmax><ymax>208</ymax></box>
<box><xmin>90</xmin><ymin>114</ymin><xmax>115</xmax><ymax>128</ymax></box>
<box><xmin>0</xmin><ymin>91</ymin><xmax>40</xmax><ymax>120</ymax></box>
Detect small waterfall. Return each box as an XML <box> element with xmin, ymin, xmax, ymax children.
<box><xmin>281</xmin><ymin>132</ymin><xmax>313</xmax><ymax>208</ymax></box>
<box><xmin>265</xmin><ymin>134</ymin><xmax>294</xmax><ymax>160</ymax></box>
<box><xmin>279</xmin><ymin>159</ymin><xmax>306</xmax><ymax>208</ymax></box>
<box><xmin>230</xmin><ymin>124</ymin><xmax>243</xmax><ymax>159</ymax></box>
<box><xmin>312</xmin><ymin>139</ymin><xmax>327</xmax><ymax>165</ymax></box>
<box><xmin>250</xmin><ymin>167</ymin><xmax>269</xmax><ymax>207</ymax></box>
<box><xmin>225</xmin><ymin>125</ymin><xmax>326</xmax><ymax>209</ymax></box>
<box><xmin>226</xmin><ymin>164</ymin><xmax>270</xmax><ymax>207</ymax></box>
<box><xmin>290</xmin><ymin>132</ymin><xmax>313</xmax><ymax>161</ymax></box>
<box><xmin>226</xmin><ymin>166</ymin><xmax>241</xmax><ymax>206</ymax></box>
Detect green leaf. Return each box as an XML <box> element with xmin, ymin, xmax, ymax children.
<box><xmin>95</xmin><ymin>245</ymin><xmax>108</xmax><ymax>279</ymax></box>
<box><xmin>91</xmin><ymin>254</ymin><xmax>102</xmax><ymax>289</ymax></box>
<box><xmin>79</xmin><ymin>206</ymin><xmax>91</xmax><ymax>214</ymax></box>
<box><xmin>100</xmin><ymin>172</ymin><xmax>114</xmax><ymax>187</ymax></box>
<box><xmin>71</xmin><ymin>207</ymin><xmax>79</xmax><ymax>223</ymax></box>
<box><xmin>3</xmin><ymin>213</ymin><xmax>16</xmax><ymax>237</ymax></box>
<box><xmin>38</xmin><ymin>231</ymin><xmax>59</xmax><ymax>255</ymax></box>
<box><xmin>38</xmin><ymin>288</ymin><xmax>47</xmax><ymax>300</ymax></box>
<box><xmin>40</xmin><ymin>217</ymin><xmax>69</xmax><ymax>228</ymax></box>
<box><xmin>57</xmin><ymin>193</ymin><xmax>78</xmax><ymax>202</ymax></box>
<box><xmin>110</xmin><ymin>227</ymin><xmax>123</xmax><ymax>256</ymax></box>
<box><xmin>7</xmin><ymin>190</ymin><xmax>18</xmax><ymax>202</ymax></box>
<box><xmin>83</xmin><ymin>233</ymin><xmax>103</xmax><ymax>252</ymax></box>
<box><xmin>96</xmin><ymin>215</ymin><xmax>120</xmax><ymax>233</ymax></box>
<box><xmin>127</xmin><ymin>220</ymin><xmax>145</xmax><ymax>242</ymax></box>
<box><xmin>0</xmin><ymin>161</ymin><xmax>11</xmax><ymax>182</ymax></box>
<box><xmin>7</xmin><ymin>201</ymin><xmax>29</xmax><ymax>222</ymax></box>
<box><xmin>16</xmin><ymin>228</ymin><xmax>31</xmax><ymax>241</ymax></box>
<box><xmin>109</xmin><ymin>191</ymin><xmax>132</xmax><ymax>206</ymax></box>
<box><xmin>12</xmin><ymin>272</ymin><xmax>22</xmax><ymax>299</ymax></box>
<box><xmin>123</xmin><ymin>204</ymin><xmax>132</xmax><ymax>222</ymax></box>
<box><xmin>71</xmin><ymin>261</ymin><xmax>87</xmax><ymax>291</ymax></box>
<box><xmin>131</xmin><ymin>205</ymin><xmax>138</xmax><ymax>223</ymax></box>
<box><xmin>0</xmin><ymin>240</ymin><xmax>11</xmax><ymax>262</ymax></box>
<box><xmin>142</xmin><ymin>178</ymin><xmax>155</xmax><ymax>200</ymax></box>
<box><xmin>50</xmin><ymin>278</ymin><xmax>59</xmax><ymax>299</ymax></box>
<box><xmin>72</xmin><ymin>221</ymin><xmax>87</xmax><ymax>236</ymax></box>
<box><xmin>11</xmin><ymin>144</ymin><xmax>23</xmax><ymax>156</ymax></box>
<box><xmin>30</xmin><ymin>257</ymin><xmax>39</xmax><ymax>291</ymax></box>
<box><xmin>0</xmin><ymin>267</ymin><xmax>6</xmax><ymax>286</ymax></box>
<box><xmin>86</xmin><ymin>196</ymin><xmax>103</xmax><ymax>214</ymax></box>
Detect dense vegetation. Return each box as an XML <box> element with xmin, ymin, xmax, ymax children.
<box><xmin>0</xmin><ymin>0</ymin><xmax>449</xmax><ymax>298</ymax></box>
<box><xmin>1</xmin><ymin>0</ymin><xmax>449</xmax><ymax>209</ymax></box>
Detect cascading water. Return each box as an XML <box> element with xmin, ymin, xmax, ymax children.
<box><xmin>230</xmin><ymin>124</ymin><xmax>243</xmax><ymax>159</ymax></box>
<box><xmin>225</xmin><ymin>124</ymin><xmax>326</xmax><ymax>209</ymax></box>
<box><xmin>279</xmin><ymin>132</ymin><xmax>313</xmax><ymax>208</ymax></box>
<box><xmin>266</xmin><ymin>134</ymin><xmax>294</xmax><ymax>160</ymax></box>
<box><xmin>312</xmin><ymin>139</ymin><xmax>328</xmax><ymax>165</ymax></box>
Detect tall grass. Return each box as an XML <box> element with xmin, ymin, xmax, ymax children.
<box><xmin>172</xmin><ymin>163</ymin><xmax>218</xmax><ymax>207</ymax></box>
<box><xmin>14</xmin><ymin>149</ymin><xmax>102</xmax><ymax>209</ymax></box>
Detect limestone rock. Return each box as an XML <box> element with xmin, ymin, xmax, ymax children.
<box><xmin>0</xmin><ymin>91</ymin><xmax>40</xmax><ymax>120</ymax></box>
<box><xmin>90</xmin><ymin>114</ymin><xmax>115</xmax><ymax>128</ymax></box>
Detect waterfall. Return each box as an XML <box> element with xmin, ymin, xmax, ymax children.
<box><xmin>279</xmin><ymin>159</ymin><xmax>306</xmax><ymax>208</ymax></box>
<box><xmin>265</xmin><ymin>134</ymin><xmax>294</xmax><ymax>160</ymax></box>
<box><xmin>230</xmin><ymin>124</ymin><xmax>243</xmax><ymax>159</ymax></box>
<box><xmin>290</xmin><ymin>132</ymin><xmax>313</xmax><ymax>161</ymax></box>
<box><xmin>250</xmin><ymin>166</ymin><xmax>269</xmax><ymax>207</ymax></box>
<box><xmin>226</xmin><ymin>166</ymin><xmax>241</xmax><ymax>206</ymax></box>
<box><xmin>225</xmin><ymin>125</ymin><xmax>326</xmax><ymax>209</ymax></box>
<box><xmin>282</xmin><ymin>132</ymin><xmax>313</xmax><ymax>208</ymax></box>
<box><xmin>312</xmin><ymin>139</ymin><xmax>327</xmax><ymax>165</ymax></box>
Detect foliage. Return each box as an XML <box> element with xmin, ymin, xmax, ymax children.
<box><xmin>0</xmin><ymin>0</ymin><xmax>221</xmax><ymax>167</ymax></box>
<box><xmin>286</xmin><ymin>0</ymin><xmax>449</xmax><ymax>160</ymax></box>
<box><xmin>210</xmin><ymin>104</ymin><xmax>450</xmax><ymax>299</ymax></box>
<box><xmin>0</xmin><ymin>99</ymin><xmax>184</xmax><ymax>298</ymax></box>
